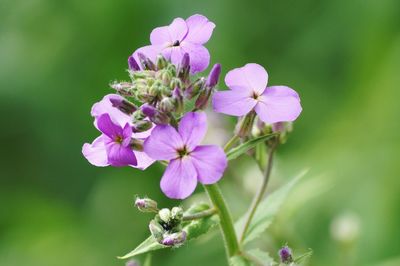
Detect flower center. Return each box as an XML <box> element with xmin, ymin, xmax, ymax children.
<box><xmin>252</xmin><ymin>91</ymin><xmax>260</xmax><ymax>100</ymax></box>
<box><xmin>172</xmin><ymin>40</ymin><xmax>180</xmax><ymax>47</ymax></box>
<box><xmin>114</xmin><ymin>135</ymin><xmax>123</xmax><ymax>144</ymax></box>
<box><xmin>177</xmin><ymin>146</ymin><xmax>190</xmax><ymax>158</ymax></box>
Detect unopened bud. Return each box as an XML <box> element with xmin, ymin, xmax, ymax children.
<box><xmin>235</xmin><ymin>112</ymin><xmax>256</xmax><ymax>138</ymax></box>
<box><xmin>206</xmin><ymin>63</ymin><xmax>221</xmax><ymax>88</ymax></box>
<box><xmin>132</xmin><ymin>120</ymin><xmax>152</xmax><ymax>132</ymax></box>
<box><xmin>159</xmin><ymin>97</ymin><xmax>175</xmax><ymax>112</ymax></box>
<box><xmin>110</xmin><ymin>82</ymin><xmax>133</xmax><ymax>96</ymax></box>
<box><xmin>166</xmin><ymin>64</ymin><xmax>177</xmax><ymax>76</ymax></box>
<box><xmin>172</xmin><ymin>87</ymin><xmax>184</xmax><ymax>113</ymax></box>
<box><xmin>156</xmin><ymin>54</ymin><xmax>168</xmax><ymax>70</ymax></box>
<box><xmin>170</xmin><ymin>78</ymin><xmax>183</xmax><ymax>90</ymax></box>
<box><xmin>158</xmin><ymin>208</ymin><xmax>171</xmax><ymax>223</ymax></box>
<box><xmin>126</xmin><ymin>259</ymin><xmax>140</xmax><ymax>266</ymax></box>
<box><xmin>128</xmin><ymin>56</ymin><xmax>140</xmax><ymax>71</ymax></box>
<box><xmin>132</xmin><ymin>110</ymin><xmax>145</xmax><ymax>121</ymax></box>
<box><xmin>135</xmin><ymin>197</ymin><xmax>158</xmax><ymax>212</ymax></box>
<box><xmin>195</xmin><ymin>87</ymin><xmax>212</xmax><ymax>110</ymax></box>
<box><xmin>162</xmin><ymin>231</ymin><xmax>187</xmax><ymax>246</ymax></box>
<box><xmin>137</xmin><ymin>52</ymin><xmax>156</xmax><ymax>71</ymax></box>
<box><xmin>185</xmin><ymin>77</ymin><xmax>205</xmax><ymax>99</ymax></box>
<box><xmin>149</xmin><ymin>81</ymin><xmax>162</xmax><ymax>97</ymax></box>
<box><xmin>129</xmin><ymin>139</ymin><xmax>144</xmax><ymax>151</ymax></box>
<box><xmin>279</xmin><ymin>246</ymin><xmax>293</xmax><ymax>264</ymax></box>
<box><xmin>109</xmin><ymin>97</ymin><xmax>137</xmax><ymax>115</ymax></box>
<box><xmin>178</xmin><ymin>53</ymin><xmax>190</xmax><ymax>82</ymax></box>
<box><xmin>149</xmin><ymin>220</ymin><xmax>164</xmax><ymax>242</ymax></box>
<box><xmin>141</xmin><ymin>104</ymin><xmax>170</xmax><ymax>125</ymax></box>
<box><xmin>171</xmin><ymin>207</ymin><xmax>183</xmax><ymax>221</ymax></box>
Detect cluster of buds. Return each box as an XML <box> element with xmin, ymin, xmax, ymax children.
<box><xmin>149</xmin><ymin>207</ymin><xmax>186</xmax><ymax>247</ymax></box>
<box><xmin>110</xmin><ymin>53</ymin><xmax>221</xmax><ymax>128</ymax></box>
<box><xmin>278</xmin><ymin>245</ymin><xmax>294</xmax><ymax>264</ymax></box>
<box><xmin>251</xmin><ymin>118</ymin><xmax>293</xmax><ymax>144</ymax></box>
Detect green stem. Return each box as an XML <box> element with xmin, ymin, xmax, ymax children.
<box><xmin>182</xmin><ymin>208</ymin><xmax>217</xmax><ymax>221</ymax></box>
<box><xmin>223</xmin><ymin>135</ymin><xmax>240</xmax><ymax>152</ymax></box>
<box><xmin>203</xmin><ymin>184</ymin><xmax>240</xmax><ymax>258</ymax></box>
<box><xmin>239</xmin><ymin>138</ymin><xmax>278</xmax><ymax>243</ymax></box>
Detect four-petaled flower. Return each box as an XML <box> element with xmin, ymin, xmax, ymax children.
<box><xmin>133</xmin><ymin>14</ymin><xmax>215</xmax><ymax>74</ymax></box>
<box><xmin>212</xmin><ymin>63</ymin><xmax>302</xmax><ymax>124</ymax></box>
<box><xmin>144</xmin><ymin>112</ymin><xmax>227</xmax><ymax>199</ymax></box>
<box><xmin>82</xmin><ymin>94</ymin><xmax>154</xmax><ymax>169</ymax></box>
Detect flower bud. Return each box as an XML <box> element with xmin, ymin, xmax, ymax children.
<box><xmin>279</xmin><ymin>246</ymin><xmax>293</xmax><ymax>264</ymax></box>
<box><xmin>126</xmin><ymin>259</ymin><xmax>140</xmax><ymax>266</ymax></box>
<box><xmin>159</xmin><ymin>97</ymin><xmax>175</xmax><ymax>112</ymax></box>
<box><xmin>149</xmin><ymin>220</ymin><xmax>165</xmax><ymax>242</ymax></box>
<box><xmin>135</xmin><ymin>197</ymin><xmax>158</xmax><ymax>213</ymax></box>
<box><xmin>171</xmin><ymin>207</ymin><xmax>183</xmax><ymax>221</ymax></box>
<box><xmin>129</xmin><ymin>139</ymin><xmax>144</xmax><ymax>151</ymax></box>
<box><xmin>149</xmin><ymin>81</ymin><xmax>162</xmax><ymax>97</ymax></box>
<box><xmin>109</xmin><ymin>97</ymin><xmax>137</xmax><ymax>115</ymax></box>
<box><xmin>195</xmin><ymin>87</ymin><xmax>212</xmax><ymax>110</ymax></box>
<box><xmin>128</xmin><ymin>56</ymin><xmax>140</xmax><ymax>71</ymax></box>
<box><xmin>137</xmin><ymin>52</ymin><xmax>156</xmax><ymax>71</ymax></box>
<box><xmin>158</xmin><ymin>208</ymin><xmax>171</xmax><ymax>224</ymax></box>
<box><xmin>206</xmin><ymin>63</ymin><xmax>221</xmax><ymax>88</ymax></box>
<box><xmin>156</xmin><ymin>54</ymin><xmax>168</xmax><ymax>70</ymax></box>
<box><xmin>162</xmin><ymin>231</ymin><xmax>187</xmax><ymax>246</ymax></box>
<box><xmin>235</xmin><ymin>112</ymin><xmax>256</xmax><ymax>138</ymax></box>
<box><xmin>132</xmin><ymin>120</ymin><xmax>152</xmax><ymax>132</ymax></box>
<box><xmin>170</xmin><ymin>78</ymin><xmax>183</xmax><ymax>91</ymax></box>
<box><xmin>172</xmin><ymin>87</ymin><xmax>184</xmax><ymax>113</ymax></box>
<box><xmin>178</xmin><ymin>53</ymin><xmax>190</xmax><ymax>82</ymax></box>
<box><xmin>140</xmin><ymin>104</ymin><xmax>170</xmax><ymax>125</ymax></box>
<box><xmin>166</xmin><ymin>64</ymin><xmax>177</xmax><ymax>76</ymax></box>
<box><xmin>110</xmin><ymin>81</ymin><xmax>134</xmax><ymax>96</ymax></box>
<box><xmin>185</xmin><ymin>77</ymin><xmax>205</xmax><ymax>99</ymax></box>
<box><xmin>132</xmin><ymin>109</ymin><xmax>145</xmax><ymax>121</ymax></box>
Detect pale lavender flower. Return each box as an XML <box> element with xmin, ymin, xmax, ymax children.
<box><xmin>82</xmin><ymin>94</ymin><xmax>154</xmax><ymax>169</ymax></box>
<box><xmin>133</xmin><ymin>14</ymin><xmax>215</xmax><ymax>74</ymax></box>
<box><xmin>212</xmin><ymin>63</ymin><xmax>302</xmax><ymax>124</ymax></box>
<box><xmin>144</xmin><ymin>112</ymin><xmax>227</xmax><ymax>199</ymax></box>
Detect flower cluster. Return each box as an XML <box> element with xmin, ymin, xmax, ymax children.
<box><xmin>82</xmin><ymin>14</ymin><xmax>302</xmax><ymax>200</ymax></box>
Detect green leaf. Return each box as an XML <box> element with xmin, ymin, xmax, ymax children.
<box><xmin>118</xmin><ymin>236</ymin><xmax>165</xmax><ymax>259</ymax></box>
<box><xmin>119</xmin><ymin>203</ymin><xmax>218</xmax><ymax>260</ymax></box>
<box><xmin>236</xmin><ymin>169</ymin><xmax>308</xmax><ymax>245</ymax></box>
<box><xmin>226</xmin><ymin>134</ymin><xmax>276</xmax><ymax>161</ymax></box>
<box><xmin>230</xmin><ymin>249</ymin><xmax>275</xmax><ymax>266</ymax></box>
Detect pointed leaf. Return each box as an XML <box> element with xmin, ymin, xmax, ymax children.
<box><xmin>236</xmin><ymin>169</ymin><xmax>308</xmax><ymax>245</ymax></box>
<box><xmin>226</xmin><ymin>134</ymin><xmax>277</xmax><ymax>161</ymax></box>
<box><xmin>118</xmin><ymin>236</ymin><xmax>165</xmax><ymax>259</ymax></box>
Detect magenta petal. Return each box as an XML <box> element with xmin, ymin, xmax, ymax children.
<box><xmin>105</xmin><ymin>142</ymin><xmax>137</xmax><ymax>167</ymax></box>
<box><xmin>97</xmin><ymin>113</ymin><xmax>123</xmax><ymax>139</ymax></box>
<box><xmin>185</xmin><ymin>14</ymin><xmax>216</xmax><ymax>45</ymax></box>
<box><xmin>212</xmin><ymin>89</ymin><xmax>257</xmax><ymax>116</ymax></box>
<box><xmin>191</xmin><ymin>145</ymin><xmax>227</xmax><ymax>185</ymax></box>
<box><xmin>160</xmin><ymin>158</ymin><xmax>197</xmax><ymax>199</ymax></box>
<box><xmin>91</xmin><ymin>94</ymin><xmax>131</xmax><ymax>128</ymax></box>
<box><xmin>178</xmin><ymin>112</ymin><xmax>207</xmax><ymax>150</ymax></box>
<box><xmin>180</xmin><ymin>42</ymin><xmax>210</xmax><ymax>73</ymax></box>
<box><xmin>82</xmin><ymin>135</ymin><xmax>109</xmax><ymax>167</ymax></box>
<box><xmin>134</xmin><ymin>151</ymin><xmax>155</xmax><ymax>170</ymax></box>
<box><xmin>255</xmin><ymin>86</ymin><xmax>302</xmax><ymax>124</ymax></box>
<box><xmin>150</xmin><ymin>18</ymin><xmax>188</xmax><ymax>45</ymax></box>
<box><xmin>143</xmin><ymin>125</ymin><xmax>183</xmax><ymax>160</ymax></box>
<box><xmin>225</xmin><ymin>63</ymin><xmax>268</xmax><ymax>95</ymax></box>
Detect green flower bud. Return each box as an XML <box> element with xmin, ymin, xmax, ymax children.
<box><xmin>132</xmin><ymin>120</ymin><xmax>152</xmax><ymax>132</ymax></box>
<box><xmin>149</xmin><ymin>220</ymin><xmax>164</xmax><ymax>242</ymax></box>
<box><xmin>134</xmin><ymin>197</ymin><xmax>158</xmax><ymax>212</ymax></box>
<box><xmin>171</xmin><ymin>207</ymin><xmax>183</xmax><ymax>221</ymax></box>
<box><xmin>159</xmin><ymin>97</ymin><xmax>175</xmax><ymax>112</ymax></box>
<box><xmin>158</xmin><ymin>208</ymin><xmax>171</xmax><ymax>223</ymax></box>
<box><xmin>156</xmin><ymin>54</ymin><xmax>168</xmax><ymax>70</ymax></box>
<box><xmin>129</xmin><ymin>139</ymin><xmax>144</xmax><ymax>151</ymax></box>
<box><xmin>162</xmin><ymin>231</ymin><xmax>187</xmax><ymax>246</ymax></box>
<box><xmin>235</xmin><ymin>112</ymin><xmax>256</xmax><ymax>138</ymax></box>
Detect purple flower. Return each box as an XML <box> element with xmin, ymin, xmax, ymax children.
<box><xmin>144</xmin><ymin>112</ymin><xmax>227</xmax><ymax>199</ymax></box>
<box><xmin>82</xmin><ymin>94</ymin><xmax>155</xmax><ymax>169</ymax></box>
<box><xmin>212</xmin><ymin>63</ymin><xmax>302</xmax><ymax>124</ymax></box>
<box><xmin>279</xmin><ymin>245</ymin><xmax>293</xmax><ymax>264</ymax></box>
<box><xmin>133</xmin><ymin>14</ymin><xmax>215</xmax><ymax>74</ymax></box>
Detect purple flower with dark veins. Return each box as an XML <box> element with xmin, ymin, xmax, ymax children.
<box><xmin>144</xmin><ymin>112</ymin><xmax>227</xmax><ymax>199</ymax></box>
<box><xmin>82</xmin><ymin>94</ymin><xmax>154</xmax><ymax>169</ymax></box>
<box><xmin>212</xmin><ymin>63</ymin><xmax>302</xmax><ymax>124</ymax></box>
<box><xmin>133</xmin><ymin>14</ymin><xmax>215</xmax><ymax>74</ymax></box>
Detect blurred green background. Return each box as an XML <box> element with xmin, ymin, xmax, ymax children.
<box><xmin>1</xmin><ymin>0</ymin><xmax>400</xmax><ymax>265</ymax></box>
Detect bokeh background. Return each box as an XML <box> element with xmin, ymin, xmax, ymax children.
<box><xmin>1</xmin><ymin>0</ymin><xmax>400</xmax><ymax>265</ymax></box>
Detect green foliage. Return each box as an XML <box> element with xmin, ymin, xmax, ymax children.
<box><xmin>236</xmin><ymin>170</ymin><xmax>308</xmax><ymax>245</ymax></box>
<box><xmin>230</xmin><ymin>249</ymin><xmax>275</xmax><ymax>266</ymax></box>
<box><xmin>226</xmin><ymin>134</ymin><xmax>276</xmax><ymax>161</ymax></box>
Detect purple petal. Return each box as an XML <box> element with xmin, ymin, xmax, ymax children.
<box><xmin>82</xmin><ymin>135</ymin><xmax>109</xmax><ymax>167</ymax></box>
<box><xmin>160</xmin><ymin>158</ymin><xmax>198</xmax><ymax>199</ymax></box>
<box><xmin>122</xmin><ymin>123</ymin><xmax>133</xmax><ymax>146</ymax></box>
<box><xmin>191</xmin><ymin>145</ymin><xmax>227</xmax><ymax>184</ymax></box>
<box><xmin>212</xmin><ymin>89</ymin><xmax>257</xmax><ymax>116</ymax></box>
<box><xmin>143</xmin><ymin>125</ymin><xmax>183</xmax><ymax>160</ymax></box>
<box><xmin>91</xmin><ymin>94</ymin><xmax>131</xmax><ymax>128</ymax></box>
<box><xmin>97</xmin><ymin>113</ymin><xmax>123</xmax><ymax>140</ymax></box>
<box><xmin>132</xmin><ymin>45</ymin><xmax>163</xmax><ymax>68</ymax></box>
<box><xmin>178</xmin><ymin>112</ymin><xmax>207</xmax><ymax>150</ymax></box>
<box><xmin>180</xmin><ymin>42</ymin><xmax>210</xmax><ymax>74</ymax></box>
<box><xmin>134</xmin><ymin>151</ymin><xmax>155</xmax><ymax>170</ymax></box>
<box><xmin>255</xmin><ymin>86</ymin><xmax>302</xmax><ymax>124</ymax></box>
<box><xmin>185</xmin><ymin>14</ymin><xmax>216</xmax><ymax>45</ymax></box>
<box><xmin>225</xmin><ymin>63</ymin><xmax>268</xmax><ymax>95</ymax></box>
<box><xmin>150</xmin><ymin>18</ymin><xmax>188</xmax><ymax>45</ymax></box>
<box><xmin>105</xmin><ymin>142</ymin><xmax>137</xmax><ymax>167</ymax></box>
